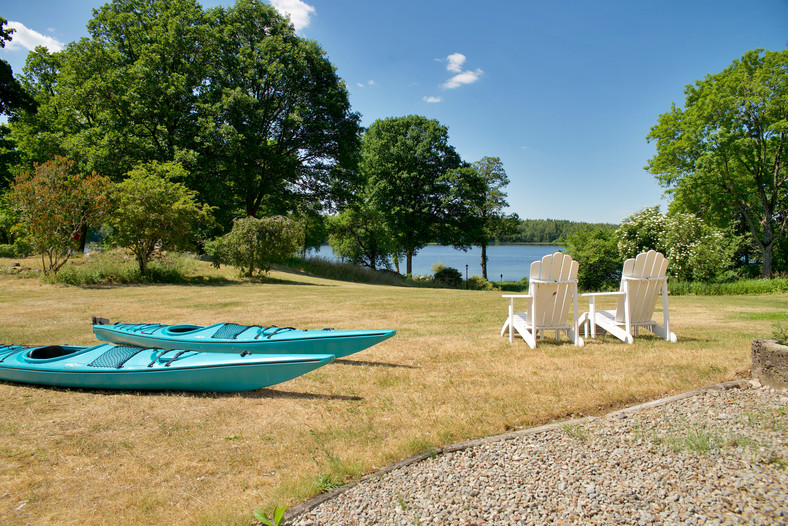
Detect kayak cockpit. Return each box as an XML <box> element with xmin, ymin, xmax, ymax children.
<box><xmin>162</xmin><ymin>325</ymin><xmax>204</xmax><ymax>335</ymax></box>
<box><xmin>27</xmin><ymin>345</ymin><xmax>81</xmax><ymax>360</ymax></box>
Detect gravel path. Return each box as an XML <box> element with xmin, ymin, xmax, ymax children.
<box><xmin>290</xmin><ymin>382</ymin><xmax>788</xmax><ymax>525</ymax></box>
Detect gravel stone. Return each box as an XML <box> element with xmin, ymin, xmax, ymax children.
<box><xmin>290</xmin><ymin>384</ymin><xmax>788</xmax><ymax>525</ymax></box>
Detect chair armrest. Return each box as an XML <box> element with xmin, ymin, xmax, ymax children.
<box><xmin>502</xmin><ymin>294</ymin><xmax>532</xmax><ymax>299</ymax></box>
<box><xmin>580</xmin><ymin>291</ymin><xmax>625</xmax><ymax>298</ymax></box>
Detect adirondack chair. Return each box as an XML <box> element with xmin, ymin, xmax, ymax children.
<box><xmin>501</xmin><ymin>252</ymin><xmax>583</xmax><ymax>349</ymax></box>
<box><xmin>579</xmin><ymin>250</ymin><xmax>677</xmax><ymax>344</ymax></box>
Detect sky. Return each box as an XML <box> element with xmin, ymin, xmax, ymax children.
<box><xmin>2</xmin><ymin>0</ymin><xmax>787</xmax><ymax>224</ymax></box>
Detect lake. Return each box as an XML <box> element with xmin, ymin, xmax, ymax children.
<box><xmin>310</xmin><ymin>244</ymin><xmax>564</xmax><ymax>282</ymax></box>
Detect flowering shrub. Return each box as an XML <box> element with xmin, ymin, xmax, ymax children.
<box><xmin>617</xmin><ymin>207</ymin><xmax>740</xmax><ymax>282</ymax></box>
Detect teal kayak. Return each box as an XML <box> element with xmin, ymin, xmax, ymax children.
<box><xmin>93</xmin><ymin>319</ymin><xmax>396</xmax><ymax>358</ymax></box>
<box><xmin>0</xmin><ymin>343</ymin><xmax>334</xmax><ymax>392</ymax></box>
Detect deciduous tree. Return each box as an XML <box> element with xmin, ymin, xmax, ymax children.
<box><xmin>110</xmin><ymin>161</ymin><xmax>213</xmax><ymax>274</ymax></box>
<box><xmin>361</xmin><ymin>115</ymin><xmax>463</xmax><ymax>275</ymax></box>
<box><xmin>10</xmin><ymin>156</ymin><xmax>110</xmax><ymax>275</ymax></box>
<box><xmin>202</xmin><ymin>0</ymin><xmax>362</xmax><ymax>219</ymax></box>
<box><xmin>466</xmin><ymin>156</ymin><xmax>518</xmax><ymax>280</ymax></box>
<box><xmin>647</xmin><ymin>48</ymin><xmax>788</xmax><ymax>278</ymax></box>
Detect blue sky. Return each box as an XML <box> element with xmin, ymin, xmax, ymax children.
<box><xmin>2</xmin><ymin>0</ymin><xmax>787</xmax><ymax>223</ymax></box>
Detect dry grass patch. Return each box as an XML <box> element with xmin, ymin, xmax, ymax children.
<box><xmin>0</xmin><ymin>260</ymin><xmax>780</xmax><ymax>525</ymax></box>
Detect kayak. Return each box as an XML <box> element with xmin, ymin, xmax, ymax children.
<box><xmin>92</xmin><ymin>319</ymin><xmax>396</xmax><ymax>358</ymax></box>
<box><xmin>0</xmin><ymin>343</ymin><xmax>334</xmax><ymax>392</ymax></box>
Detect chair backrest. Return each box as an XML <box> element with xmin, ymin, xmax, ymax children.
<box><xmin>615</xmin><ymin>250</ymin><xmax>669</xmax><ymax>323</ymax></box>
<box><xmin>527</xmin><ymin>252</ymin><xmax>579</xmax><ymax>327</ymax></box>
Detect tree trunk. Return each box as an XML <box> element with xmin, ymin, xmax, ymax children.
<box><xmin>762</xmin><ymin>242</ymin><xmax>774</xmax><ymax>279</ymax></box>
<box><xmin>481</xmin><ymin>243</ymin><xmax>488</xmax><ymax>280</ymax></box>
<box><xmin>406</xmin><ymin>248</ymin><xmax>413</xmax><ymax>276</ymax></box>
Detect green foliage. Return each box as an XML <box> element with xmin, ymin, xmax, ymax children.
<box><xmin>563</xmin><ymin>226</ymin><xmax>623</xmax><ymax>291</ymax></box>
<box><xmin>467</xmin><ymin>275</ymin><xmax>494</xmax><ymax>291</ymax></box>
<box><xmin>327</xmin><ymin>203</ymin><xmax>397</xmax><ymax>270</ymax></box>
<box><xmin>617</xmin><ymin>207</ymin><xmax>741</xmax><ymax>283</ymax></box>
<box><xmin>253</xmin><ymin>504</ymin><xmax>288</xmax><ymax>526</ymax></box>
<box><xmin>773</xmin><ymin>324</ymin><xmax>788</xmax><ymax>346</ymax></box>
<box><xmin>0</xmin><ymin>239</ymin><xmax>32</xmax><ymax>258</ymax></box>
<box><xmin>201</xmin><ymin>0</ymin><xmax>362</xmax><ymax>219</ymax></box>
<box><xmin>431</xmin><ymin>264</ymin><xmax>463</xmax><ymax>288</ymax></box>
<box><xmin>9</xmin><ymin>156</ymin><xmax>111</xmax><ymax>275</ymax></box>
<box><xmin>110</xmin><ymin>161</ymin><xmax>213</xmax><ymax>274</ymax></box>
<box><xmin>209</xmin><ymin>215</ymin><xmax>304</xmax><ymax>277</ymax></box>
<box><xmin>9</xmin><ymin>0</ymin><xmax>360</xmax><ymax>230</ymax></box>
<box><xmin>646</xmin><ymin>48</ymin><xmax>788</xmax><ymax>278</ymax></box>
<box><xmin>465</xmin><ymin>156</ymin><xmax>519</xmax><ymax>279</ymax></box>
<box><xmin>362</xmin><ymin>115</ymin><xmax>463</xmax><ymax>275</ymax></box>
<box><xmin>0</xmin><ymin>17</ymin><xmax>37</xmax><ymax>119</ymax></box>
<box><xmin>506</xmin><ymin>219</ymin><xmax>618</xmax><ymax>244</ymax></box>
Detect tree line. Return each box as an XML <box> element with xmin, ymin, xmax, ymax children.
<box><xmin>500</xmin><ymin>219</ymin><xmax>617</xmax><ymax>244</ymax></box>
<box><xmin>0</xmin><ymin>1</ymin><xmax>785</xmax><ymax>281</ymax></box>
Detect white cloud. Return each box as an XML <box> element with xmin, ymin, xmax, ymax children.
<box><xmin>270</xmin><ymin>0</ymin><xmax>316</xmax><ymax>31</ymax></box>
<box><xmin>442</xmin><ymin>68</ymin><xmax>483</xmax><ymax>89</ymax></box>
<box><xmin>446</xmin><ymin>53</ymin><xmax>466</xmax><ymax>73</ymax></box>
<box><xmin>4</xmin><ymin>21</ymin><xmax>63</xmax><ymax>52</ymax></box>
<box><xmin>423</xmin><ymin>96</ymin><xmax>442</xmax><ymax>103</ymax></box>
<box><xmin>356</xmin><ymin>80</ymin><xmax>376</xmax><ymax>88</ymax></box>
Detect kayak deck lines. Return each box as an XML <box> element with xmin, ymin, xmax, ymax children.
<box><xmin>87</xmin><ymin>345</ymin><xmax>145</xmax><ymax>369</ymax></box>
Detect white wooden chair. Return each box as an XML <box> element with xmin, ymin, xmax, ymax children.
<box><xmin>579</xmin><ymin>250</ymin><xmax>677</xmax><ymax>344</ymax></box>
<box><xmin>501</xmin><ymin>252</ymin><xmax>583</xmax><ymax>349</ymax></box>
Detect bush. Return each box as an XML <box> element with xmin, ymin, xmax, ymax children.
<box><xmin>0</xmin><ymin>238</ymin><xmax>34</xmax><ymax>258</ymax></box>
<box><xmin>467</xmin><ymin>275</ymin><xmax>494</xmax><ymax>290</ymax></box>
<box><xmin>110</xmin><ymin>161</ymin><xmax>213</xmax><ymax>274</ymax></box>
<box><xmin>432</xmin><ymin>264</ymin><xmax>463</xmax><ymax>288</ymax></box>
<box><xmin>209</xmin><ymin>216</ymin><xmax>304</xmax><ymax>277</ymax></box>
<box><xmin>617</xmin><ymin>207</ymin><xmax>741</xmax><ymax>283</ymax></box>
<box><xmin>563</xmin><ymin>226</ymin><xmax>623</xmax><ymax>291</ymax></box>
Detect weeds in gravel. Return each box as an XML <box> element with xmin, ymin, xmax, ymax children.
<box><xmin>655</xmin><ymin>426</ymin><xmax>758</xmax><ymax>454</ymax></box>
<box><xmin>561</xmin><ymin>423</ymin><xmax>589</xmax><ymax>442</ymax></box>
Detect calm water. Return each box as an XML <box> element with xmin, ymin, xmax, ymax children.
<box><xmin>311</xmin><ymin>244</ymin><xmax>563</xmax><ymax>282</ymax></box>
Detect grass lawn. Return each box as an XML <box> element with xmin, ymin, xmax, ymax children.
<box><xmin>0</xmin><ymin>257</ymin><xmax>784</xmax><ymax>525</ymax></box>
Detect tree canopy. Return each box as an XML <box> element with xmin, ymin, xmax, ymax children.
<box><xmin>361</xmin><ymin>115</ymin><xmax>464</xmax><ymax>275</ymax></box>
<box><xmin>466</xmin><ymin>156</ymin><xmax>518</xmax><ymax>279</ymax></box>
<box><xmin>110</xmin><ymin>161</ymin><xmax>213</xmax><ymax>273</ymax></box>
<box><xmin>9</xmin><ymin>156</ymin><xmax>111</xmax><ymax>275</ymax></box>
<box><xmin>646</xmin><ymin>48</ymin><xmax>788</xmax><ymax>278</ymax></box>
<box><xmin>8</xmin><ymin>0</ymin><xmax>361</xmax><ymax>229</ymax></box>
